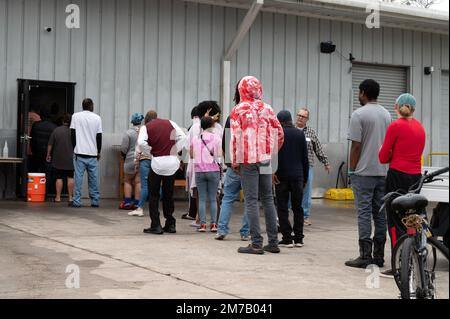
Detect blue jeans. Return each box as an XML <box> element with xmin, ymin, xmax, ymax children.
<box><xmin>350</xmin><ymin>175</ymin><xmax>387</xmax><ymax>242</ymax></box>
<box><xmin>217</xmin><ymin>169</ymin><xmax>250</xmax><ymax>237</ymax></box>
<box><xmin>137</xmin><ymin>160</ymin><xmax>151</xmax><ymax>208</ymax></box>
<box><xmin>73</xmin><ymin>156</ymin><xmax>100</xmax><ymax>207</ymax></box>
<box><xmin>240</xmin><ymin>164</ymin><xmax>279</xmax><ymax>247</ymax></box>
<box><xmin>196</xmin><ymin>171</ymin><xmax>220</xmax><ymax>225</ymax></box>
<box><xmin>302</xmin><ymin>167</ymin><xmax>314</xmax><ymax>219</ymax></box>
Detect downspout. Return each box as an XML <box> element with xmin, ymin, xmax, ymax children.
<box><xmin>221</xmin><ymin>0</ymin><xmax>264</xmax><ymax>120</ymax></box>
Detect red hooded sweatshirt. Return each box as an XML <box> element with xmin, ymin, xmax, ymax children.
<box><xmin>230</xmin><ymin>76</ymin><xmax>284</xmax><ymax>165</ymax></box>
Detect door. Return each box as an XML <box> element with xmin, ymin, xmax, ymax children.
<box><xmin>16</xmin><ymin>79</ymin><xmax>76</xmax><ymax>199</ymax></box>
<box><xmin>352</xmin><ymin>63</ymin><xmax>408</xmax><ymax>118</ymax></box>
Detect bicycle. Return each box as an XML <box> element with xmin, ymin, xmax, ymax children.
<box><xmin>382</xmin><ymin>166</ymin><xmax>449</xmax><ymax>299</ymax></box>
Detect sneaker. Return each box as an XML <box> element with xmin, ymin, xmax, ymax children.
<box><xmin>91</xmin><ymin>204</ymin><xmax>99</xmax><ymax>208</ymax></box>
<box><xmin>380</xmin><ymin>269</ymin><xmax>395</xmax><ymax>278</ymax></box>
<box><xmin>119</xmin><ymin>202</ymin><xmax>133</xmax><ymax>210</ymax></box>
<box><xmin>278</xmin><ymin>239</ymin><xmax>294</xmax><ymax>248</ymax></box>
<box><xmin>238</xmin><ymin>244</ymin><xmax>264</xmax><ymax>255</ymax></box>
<box><xmin>190</xmin><ymin>221</ymin><xmax>201</xmax><ymax>228</ymax></box>
<box><xmin>215</xmin><ymin>234</ymin><xmax>226</xmax><ymax>240</ymax></box>
<box><xmin>181</xmin><ymin>214</ymin><xmax>195</xmax><ymax>220</ymax></box>
<box><xmin>128</xmin><ymin>208</ymin><xmax>144</xmax><ymax>217</ymax></box>
<box><xmin>294</xmin><ymin>239</ymin><xmax>304</xmax><ymax>247</ymax></box>
<box><xmin>263</xmin><ymin>244</ymin><xmax>281</xmax><ymax>253</ymax></box>
<box><xmin>210</xmin><ymin>224</ymin><xmax>218</xmax><ymax>233</ymax></box>
<box><xmin>197</xmin><ymin>224</ymin><xmax>207</xmax><ymax>232</ymax></box>
<box><xmin>304</xmin><ymin>219</ymin><xmax>312</xmax><ymax>226</ymax></box>
<box><xmin>240</xmin><ymin>235</ymin><xmax>250</xmax><ymax>241</ymax></box>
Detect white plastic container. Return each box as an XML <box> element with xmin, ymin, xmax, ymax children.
<box><xmin>2</xmin><ymin>141</ymin><xmax>8</xmax><ymax>158</ymax></box>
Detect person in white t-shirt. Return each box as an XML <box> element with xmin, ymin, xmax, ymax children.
<box><xmin>70</xmin><ymin>98</ymin><xmax>103</xmax><ymax>208</ymax></box>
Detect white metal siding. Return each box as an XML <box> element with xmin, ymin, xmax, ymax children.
<box><xmin>352</xmin><ymin>64</ymin><xmax>407</xmax><ymax>118</ymax></box>
<box><xmin>434</xmin><ymin>70</ymin><xmax>449</xmax><ymax>167</ymax></box>
<box><xmin>0</xmin><ymin>0</ymin><xmax>448</xmax><ymax>197</ymax></box>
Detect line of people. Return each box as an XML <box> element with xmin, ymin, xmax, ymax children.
<box><xmin>40</xmin><ymin>75</ymin><xmax>424</xmax><ymax>263</ymax></box>
<box><xmin>345</xmin><ymin>79</ymin><xmax>425</xmax><ymax>279</ymax></box>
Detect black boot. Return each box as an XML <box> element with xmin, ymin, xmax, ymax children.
<box><xmin>345</xmin><ymin>240</ymin><xmax>373</xmax><ymax>268</ymax></box>
<box><xmin>163</xmin><ymin>220</ymin><xmax>176</xmax><ymax>234</ymax></box>
<box><xmin>372</xmin><ymin>238</ymin><xmax>386</xmax><ymax>267</ymax></box>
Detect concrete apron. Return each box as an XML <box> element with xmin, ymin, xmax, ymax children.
<box><xmin>0</xmin><ymin>199</ymin><xmax>448</xmax><ymax>299</ymax></box>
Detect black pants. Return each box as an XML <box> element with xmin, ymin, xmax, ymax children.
<box><xmin>188</xmin><ymin>189</ymin><xmax>198</xmax><ymax>218</ymax></box>
<box><xmin>148</xmin><ymin>168</ymin><xmax>176</xmax><ymax>229</ymax></box>
<box><xmin>386</xmin><ymin>169</ymin><xmax>422</xmax><ymax>248</ymax></box>
<box><xmin>275</xmin><ymin>177</ymin><xmax>304</xmax><ymax>241</ymax></box>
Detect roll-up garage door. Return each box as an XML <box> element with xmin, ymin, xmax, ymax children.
<box><xmin>352</xmin><ymin>64</ymin><xmax>407</xmax><ymax>118</ymax></box>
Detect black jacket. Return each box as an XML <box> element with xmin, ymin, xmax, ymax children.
<box><xmin>30</xmin><ymin>119</ymin><xmax>57</xmax><ymax>158</ymax></box>
<box><xmin>275</xmin><ymin>124</ymin><xmax>309</xmax><ymax>181</ymax></box>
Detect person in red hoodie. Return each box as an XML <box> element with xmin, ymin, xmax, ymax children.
<box><xmin>230</xmin><ymin>76</ymin><xmax>284</xmax><ymax>255</ymax></box>
<box><xmin>379</xmin><ymin>93</ymin><xmax>425</xmax><ymax>275</ymax></box>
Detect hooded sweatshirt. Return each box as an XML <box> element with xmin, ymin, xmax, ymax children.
<box><xmin>230</xmin><ymin>76</ymin><xmax>284</xmax><ymax>165</ymax></box>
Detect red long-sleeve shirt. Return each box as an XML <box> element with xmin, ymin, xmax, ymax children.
<box><xmin>379</xmin><ymin>118</ymin><xmax>425</xmax><ymax>175</ymax></box>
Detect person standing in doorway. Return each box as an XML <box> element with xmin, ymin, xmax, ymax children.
<box><xmin>274</xmin><ymin>110</ymin><xmax>309</xmax><ymax>248</ymax></box>
<box><xmin>46</xmin><ymin>113</ymin><xmax>74</xmax><ymax>205</ymax></box>
<box><xmin>231</xmin><ymin>76</ymin><xmax>284</xmax><ymax>255</ymax></box>
<box><xmin>139</xmin><ymin>116</ymin><xmax>186</xmax><ymax>235</ymax></box>
<box><xmin>119</xmin><ymin>113</ymin><xmax>144</xmax><ymax>210</ymax></box>
<box><xmin>295</xmin><ymin>108</ymin><xmax>331</xmax><ymax>226</ymax></box>
<box><xmin>378</xmin><ymin>93</ymin><xmax>425</xmax><ymax>276</ymax></box>
<box><xmin>30</xmin><ymin>105</ymin><xmax>57</xmax><ymax>199</ymax></box>
<box><xmin>345</xmin><ymin>79</ymin><xmax>391</xmax><ymax>269</ymax></box>
<box><xmin>30</xmin><ymin>105</ymin><xmax>57</xmax><ymax>174</ymax></box>
<box><xmin>70</xmin><ymin>98</ymin><xmax>103</xmax><ymax>208</ymax></box>
<box><xmin>129</xmin><ymin>110</ymin><xmax>158</xmax><ymax>217</ymax></box>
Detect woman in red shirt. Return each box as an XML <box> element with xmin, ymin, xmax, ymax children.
<box><xmin>379</xmin><ymin>93</ymin><xmax>426</xmax><ymax>256</ymax></box>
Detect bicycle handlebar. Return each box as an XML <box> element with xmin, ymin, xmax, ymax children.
<box><xmin>409</xmin><ymin>166</ymin><xmax>449</xmax><ymax>194</ymax></box>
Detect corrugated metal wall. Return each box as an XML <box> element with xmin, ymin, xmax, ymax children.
<box><xmin>0</xmin><ymin>0</ymin><xmax>448</xmax><ymax>197</ymax></box>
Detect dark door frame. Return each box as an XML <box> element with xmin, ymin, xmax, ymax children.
<box><xmin>16</xmin><ymin>79</ymin><xmax>76</xmax><ymax>199</ymax></box>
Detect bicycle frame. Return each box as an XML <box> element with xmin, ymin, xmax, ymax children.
<box><xmin>403</xmin><ymin>211</ymin><xmax>435</xmax><ymax>299</ymax></box>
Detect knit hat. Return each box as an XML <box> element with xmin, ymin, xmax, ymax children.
<box><xmin>277</xmin><ymin>110</ymin><xmax>293</xmax><ymax>124</ymax></box>
<box><xmin>396</xmin><ymin>93</ymin><xmax>416</xmax><ymax>109</ymax></box>
<box><xmin>131</xmin><ymin>113</ymin><xmax>144</xmax><ymax>125</ymax></box>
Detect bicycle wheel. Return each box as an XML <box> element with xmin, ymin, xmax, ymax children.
<box><xmin>392</xmin><ymin>235</ymin><xmax>439</xmax><ymax>290</ymax></box>
<box><xmin>400</xmin><ymin>237</ymin><xmax>424</xmax><ymax>299</ymax></box>
<box><xmin>391</xmin><ymin>235</ymin><xmax>408</xmax><ymax>289</ymax></box>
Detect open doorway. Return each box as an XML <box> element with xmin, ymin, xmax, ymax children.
<box><xmin>16</xmin><ymin>79</ymin><xmax>76</xmax><ymax>199</ymax></box>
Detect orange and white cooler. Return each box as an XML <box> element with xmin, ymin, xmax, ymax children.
<box><xmin>27</xmin><ymin>173</ymin><xmax>46</xmax><ymax>202</ymax></box>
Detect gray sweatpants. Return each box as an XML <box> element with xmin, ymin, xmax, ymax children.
<box><xmin>240</xmin><ymin>164</ymin><xmax>279</xmax><ymax>247</ymax></box>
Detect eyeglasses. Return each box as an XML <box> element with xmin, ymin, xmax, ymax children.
<box><xmin>297</xmin><ymin>114</ymin><xmax>309</xmax><ymax>119</ymax></box>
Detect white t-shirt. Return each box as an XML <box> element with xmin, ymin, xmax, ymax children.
<box><xmin>70</xmin><ymin>111</ymin><xmax>103</xmax><ymax>156</ymax></box>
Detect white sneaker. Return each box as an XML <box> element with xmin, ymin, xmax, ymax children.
<box><xmin>128</xmin><ymin>208</ymin><xmax>144</xmax><ymax>217</ymax></box>
<box><xmin>190</xmin><ymin>221</ymin><xmax>201</xmax><ymax>228</ymax></box>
